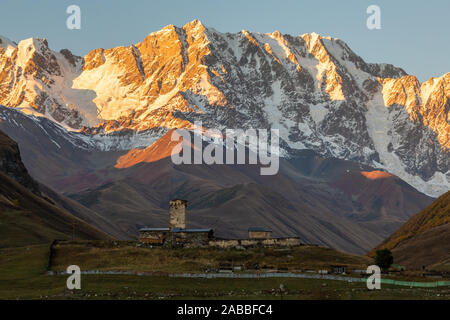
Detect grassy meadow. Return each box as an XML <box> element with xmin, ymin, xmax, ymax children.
<box><xmin>0</xmin><ymin>241</ymin><xmax>448</xmax><ymax>300</ymax></box>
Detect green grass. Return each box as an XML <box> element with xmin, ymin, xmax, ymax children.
<box><xmin>50</xmin><ymin>241</ymin><xmax>371</xmax><ymax>273</ymax></box>
<box><xmin>0</xmin><ymin>209</ymin><xmax>70</xmax><ymax>248</ymax></box>
<box><xmin>0</xmin><ymin>243</ymin><xmax>448</xmax><ymax>300</ymax></box>
<box><xmin>0</xmin><ymin>244</ymin><xmax>63</xmax><ymax>299</ymax></box>
<box><xmin>0</xmin><ymin>172</ymin><xmax>107</xmax><ymax>249</ymax></box>
<box><xmin>430</xmin><ymin>258</ymin><xmax>450</xmax><ymax>272</ymax></box>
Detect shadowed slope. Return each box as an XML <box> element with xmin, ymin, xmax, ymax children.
<box><xmin>0</xmin><ymin>171</ymin><xmax>108</xmax><ymax>247</ymax></box>
<box><xmin>0</xmin><ymin>130</ymin><xmax>110</xmax><ymax>247</ymax></box>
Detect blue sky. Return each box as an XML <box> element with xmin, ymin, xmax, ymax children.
<box><xmin>0</xmin><ymin>0</ymin><xmax>448</xmax><ymax>82</ymax></box>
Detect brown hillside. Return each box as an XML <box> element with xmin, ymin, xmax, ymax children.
<box><xmin>0</xmin><ymin>171</ymin><xmax>109</xmax><ymax>247</ymax></box>
<box><xmin>387</xmin><ymin>223</ymin><xmax>450</xmax><ymax>270</ymax></box>
<box><xmin>368</xmin><ymin>191</ymin><xmax>450</xmax><ymax>269</ymax></box>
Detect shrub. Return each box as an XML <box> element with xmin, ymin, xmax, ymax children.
<box><xmin>375</xmin><ymin>248</ymin><xmax>393</xmax><ymax>271</ymax></box>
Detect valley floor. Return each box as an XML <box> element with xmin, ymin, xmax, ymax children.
<box><xmin>0</xmin><ymin>243</ymin><xmax>448</xmax><ymax>300</ymax></box>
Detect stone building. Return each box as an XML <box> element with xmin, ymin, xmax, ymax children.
<box><xmin>139</xmin><ymin>199</ymin><xmax>301</xmax><ymax>248</ymax></box>
<box><xmin>171</xmin><ymin>227</ymin><xmax>214</xmax><ymax>247</ymax></box>
<box><xmin>248</xmin><ymin>227</ymin><xmax>273</xmax><ymax>239</ymax></box>
<box><xmin>139</xmin><ymin>227</ymin><xmax>170</xmax><ymax>245</ymax></box>
<box><xmin>139</xmin><ymin>200</ymin><xmax>213</xmax><ymax>247</ymax></box>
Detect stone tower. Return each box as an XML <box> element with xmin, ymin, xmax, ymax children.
<box><xmin>169</xmin><ymin>199</ymin><xmax>187</xmax><ymax>230</ymax></box>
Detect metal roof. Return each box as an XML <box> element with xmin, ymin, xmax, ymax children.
<box><xmin>139</xmin><ymin>227</ymin><xmax>213</xmax><ymax>233</ymax></box>
<box><xmin>139</xmin><ymin>228</ymin><xmax>170</xmax><ymax>232</ymax></box>
<box><xmin>172</xmin><ymin>228</ymin><xmax>213</xmax><ymax>233</ymax></box>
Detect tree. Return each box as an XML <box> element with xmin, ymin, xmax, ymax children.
<box><xmin>375</xmin><ymin>249</ymin><xmax>393</xmax><ymax>271</ymax></box>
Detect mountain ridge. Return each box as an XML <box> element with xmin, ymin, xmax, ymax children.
<box><xmin>0</xmin><ymin>20</ymin><xmax>448</xmax><ymax>198</ymax></box>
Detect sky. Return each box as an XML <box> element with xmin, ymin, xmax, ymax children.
<box><xmin>0</xmin><ymin>0</ymin><xmax>448</xmax><ymax>82</ymax></box>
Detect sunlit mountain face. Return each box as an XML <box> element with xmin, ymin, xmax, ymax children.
<box><xmin>0</xmin><ymin>20</ymin><xmax>448</xmax><ymax>197</ymax></box>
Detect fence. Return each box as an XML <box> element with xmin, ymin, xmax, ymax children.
<box><xmin>169</xmin><ymin>272</ymin><xmax>450</xmax><ymax>288</ymax></box>
<box><xmin>45</xmin><ymin>268</ymin><xmax>450</xmax><ymax>287</ymax></box>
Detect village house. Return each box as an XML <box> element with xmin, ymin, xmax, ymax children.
<box><xmin>139</xmin><ymin>199</ymin><xmax>301</xmax><ymax>248</ymax></box>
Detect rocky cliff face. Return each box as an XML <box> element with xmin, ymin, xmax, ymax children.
<box><xmin>0</xmin><ymin>21</ymin><xmax>448</xmax><ymax>196</ymax></box>
<box><xmin>0</xmin><ymin>129</ymin><xmax>40</xmax><ymax>194</ymax></box>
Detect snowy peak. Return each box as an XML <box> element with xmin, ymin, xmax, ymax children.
<box><xmin>0</xmin><ymin>35</ymin><xmax>16</xmax><ymax>54</ymax></box>
<box><xmin>183</xmin><ymin>19</ymin><xmax>207</xmax><ymax>34</ymax></box>
<box><xmin>0</xmin><ymin>35</ymin><xmax>89</xmax><ymax>127</ymax></box>
<box><xmin>73</xmin><ymin>19</ymin><xmax>221</xmax><ymax>127</ymax></box>
<box><xmin>0</xmin><ymin>23</ymin><xmax>407</xmax><ymax>130</ymax></box>
<box><xmin>380</xmin><ymin>73</ymin><xmax>450</xmax><ymax>150</ymax></box>
<box><xmin>0</xmin><ymin>22</ymin><xmax>448</xmax><ymax>197</ymax></box>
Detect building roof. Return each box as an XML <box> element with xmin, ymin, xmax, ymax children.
<box><xmin>172</xmin><ymin>228</ymin><xmax>213</xmax><ymax>233</ymax></box>
<box><xmin>248</xmin><ymin>227</ymin><xmax>272</xmax><ymax>232</ymax></box>
<box><xmin>139</xmin><ymin>228</ymin><xmax>170</xmax><ymax>232</ymax></box>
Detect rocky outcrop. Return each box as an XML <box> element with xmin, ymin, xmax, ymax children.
<box><xmin>0</xmin><ymin>129</ymin><xmax>40</xmax><ymax>194</ymax></box>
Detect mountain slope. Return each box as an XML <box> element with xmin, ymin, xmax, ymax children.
<box><xmin>0</xmin><ymin>111</ymin><xmax>435</xmax><ymax>253</ymax></box>
<box><xmin>0</xmin><ymin>21</ymin><xmax>448</xmax><ymax>196</ymax></box>
<box><xmin>0</xmin><ymin>129</ymin><xmax>112</xmax><ymax>247</ymax></box>
<box><xmin>369</xmin><ymin>191</ymin><xmax>450</xmax><ymax>269</ymax></box>
<box><xmin>0</xmin><ymin>171</ymin><xmax>108</xmax><ymax>247</ymax></box>
<box><xmin>62</xmin><ymin>131</ymin><xmax>432</xmax><ymax>254</ymax></box>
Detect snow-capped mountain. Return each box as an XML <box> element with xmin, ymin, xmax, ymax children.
<box><xmin>0</xmin><ymin>20</ymin><xmax>448</xmax><ymax>196</ymax></box>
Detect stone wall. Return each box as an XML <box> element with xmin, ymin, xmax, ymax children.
<box><xmin>209</xmin><ymin>237</ymin><xmax>301</xmax><ymax>249</ymax></box>
<box><xmin>139</xmin><ymin>230</ymin><xmax>169</xmax><ymax>244</ymax></box>
<box><xmin>174</xmin><ymin>231</ymin><xmax>212</xmax><ymax>247</ymax></box>
<box><xmin>248</xmin><ymin>231</ymin><xmax>272</xmax><ymax>239</ymax></box>
<box><xmin>140</xmin><ymin>229</ymin><xmax>213</xmax><ymax>247</ymax></box>
<box><xmin>208</xmin><ymin>239</ymin><xmax>240</xmax><ymax>249</ymax></box>
<box><xmin>261</xmin><ymin>238</ymin><xmax>301</xmax><ymax>247</ymax></box>
<box><xmin>140</xmin><ymin>232</ymin><xmax>301</xmax><ymax>249</ymax></box>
